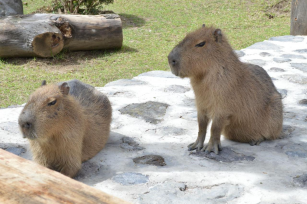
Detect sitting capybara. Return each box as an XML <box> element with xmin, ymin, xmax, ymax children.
<box><xmin>18</xmin><ymin>79</ymin><xmax>112</xmax><ymax>177</ymax></box>
<box><xmin>168</xmin><ymin>24</ymin><xmax>283</xmax><ymax>154</ymax></box>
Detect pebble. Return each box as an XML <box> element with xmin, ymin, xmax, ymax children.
<box><xmin>133</xmin><ymin>155</ymin><xmax>166</xmax><ymax>166</ymax></box>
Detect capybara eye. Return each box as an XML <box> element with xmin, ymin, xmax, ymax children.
<box><xmin>195</xmin><ymin>41</ymin><xmax>206</xmax><ymax>47</ymax></box>
<box><xmin>48</xmin><ymin>100</ymin><xmax>57</xmax><ymax>106</ymax></box>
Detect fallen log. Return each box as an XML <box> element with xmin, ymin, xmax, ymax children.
<box><xmin>291</xmin><ymin>0</ymin><xmax>307</xmax><ymax>35</ymax></box>
<box><xmin>0</xmin><ymin>14</ymin><xmax>123</xmax><ymax>58</ymax></box>
<box><xmin>0</xmin><ymin>149</ymin><xmax>130</xmax><ymax>204</ymax></box>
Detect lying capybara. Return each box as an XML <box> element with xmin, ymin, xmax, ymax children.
<box><xmin>168</xmin><ymin>24</ymin><xmax>283</xmax><ymax>154</ymax></box>
<box><xmin>18</xmin><ymin>79</ymin><xmax>112</xmax><ymax>177</ymax></box>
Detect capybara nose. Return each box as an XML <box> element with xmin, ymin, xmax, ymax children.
<box><xmin>168</xmin><ymin>54</ymin><xmax>177</xmax><ymax>66</ymax></box>
<box><xmin>18</xmin><ymin>108</ymin><xmax>35</xmax><ymax>131</ymax></box>
<box><xmin>171</xmin><ymin>59</ymin><xmax>176</xmax><ymax>66</ymax></box>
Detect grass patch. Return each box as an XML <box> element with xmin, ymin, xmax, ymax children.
<box><xmin>1</xmin><ymin>0</ymin><xmax>291</xmax><ymax>108</ymax></box>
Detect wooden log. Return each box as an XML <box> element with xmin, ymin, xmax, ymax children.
<box><xmin>53</xmin><ymin>14</ymin><xmax>123</xmax><ymax>51</ymax></box>
<box><xmin>0</xmin><ymin>14</ymin><xmax>64</xmax><ymax>57</ymax></box>
<box><xmin>0</xmin><ymin>14</ymin><xmax>123</xmax><ymax>58</ymax></box>
<box><xmin>0</xmin><ymin>149</ymin><xmax>131</xmax><ymax>204</ymax></box>
<box><xmin>290</xmin><ymin>0</ymin><xmax>307</xmax><ymax>35</ymax></box>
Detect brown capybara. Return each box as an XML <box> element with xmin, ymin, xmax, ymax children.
<box><xmin>18</xmin><ymin>79</ymin><xmax>112</xmax><ymax>177</ymax></box>
<box><xmin>168</xmin><ymin>24</ymin><xmax>283</xmax><ymax>154</ymax></box>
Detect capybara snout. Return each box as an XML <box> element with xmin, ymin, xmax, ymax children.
<box><xmin>18</xmin><ymin>107</ymin><xmax>36</xmax><ymax>139</ymax></box>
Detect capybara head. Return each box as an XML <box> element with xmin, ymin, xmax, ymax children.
<box><xmin>168</xmin><ymin>24</ymin><xmax>234</xmax><ymax>78</ymax></box>
<box><xmin>18</xmin><ymin>80</ymin><xmax>71</xmax><ymax>140</ymax></box>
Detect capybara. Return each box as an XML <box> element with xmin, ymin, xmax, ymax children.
<box><xmin>168</xmin><ymin>24</ymin><xmax>283</xmax><ymax>154</ymax></box>
<box><xmin>18</xmin><ymin>79</ymin><xmax>112</xmax><ymax>177</ymax></box>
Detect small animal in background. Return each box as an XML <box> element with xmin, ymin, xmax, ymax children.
<box><xmin>18</xmin><ymin>79</ymin><xmax>112</xmax><ymax>177</ymax></box>
<box><xmin>168</xmin><ymin>24</ymin><xmax>283</xmax><ymax>154</ymax></box>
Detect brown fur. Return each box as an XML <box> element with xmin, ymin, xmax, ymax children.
<box><xmin>18</xmin><ymin>79</ymin><xmax>112</xmax><ymax>177</ymax></box>
<box><xmin>168</xmin><ymin>25</ymin><xmax>283</xmax><ymax>154</ymax></box>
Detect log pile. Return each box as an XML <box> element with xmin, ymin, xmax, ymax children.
<box><xmin>0</xmin><ymin>14</ymin><xmax>123</xmax><ymax>58</ymax></box>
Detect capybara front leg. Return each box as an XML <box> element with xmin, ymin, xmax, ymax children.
<box><xmin>201</xmin><ymin>116</ymin><xmax>226</xmax><ymax>154</ymax></box>
<box><xmin>60</xmin><ymin>161</ymin><xmax>81</xmax><ymax>178</ymax></box>
<box><xmin>188</xmin><ymin>114</ymin><xmax>209</xmax><ymax>151</ymax></box>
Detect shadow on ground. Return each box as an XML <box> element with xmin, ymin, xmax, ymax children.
<box><xmin>2</xmin><ymin>45</ymin><xmax>138</xmax><ymax>67</ymax></box>
<box><xmin>119</xmin><ymin>13</ymin><xmax>146</xmax><ymax>29</ymax></box>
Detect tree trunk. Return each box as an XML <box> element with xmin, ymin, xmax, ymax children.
<box><xmin>0</xmin><ymin>14</ymin><xmax>123</xmax><ymax>58</ymax></box>
<box><xmin>0</xmin><ymin>149</ymin><xmax>131</xmax><ymax>204</ymax></box>
<box><xmin>291</xmin><ymin>0</ymin><xmax>307</xmax><ymax>35</ymax></box>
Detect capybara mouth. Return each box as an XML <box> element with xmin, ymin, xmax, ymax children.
<box><xmin>21</xmin><ymin>130</ymin><xmax>38</xmax><ymax>140</ymax></box>
<box><xmin>170</xmin><ymin>67</ymin><xmax>179</xmax><ymax>76</ymax></box>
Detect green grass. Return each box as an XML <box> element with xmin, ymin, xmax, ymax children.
<box><xmin>0</xmin><ymin>0</ymin><xmax>291</xmax><ymax>108</ymax></box>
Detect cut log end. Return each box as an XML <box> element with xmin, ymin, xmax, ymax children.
<box><xmin>32</xmin><ymin>32</ymin><xmax>64</xmax><ymax>57</ymax></box>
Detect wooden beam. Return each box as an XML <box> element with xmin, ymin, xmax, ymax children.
<box><xmin>0</xmin><ymin>149</ymin><xmax>130</xmax><ymax>204</ymax></box>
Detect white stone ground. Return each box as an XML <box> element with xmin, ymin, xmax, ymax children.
<box><xmin>1</xmin><ymin>36</ymin><xmax>307</xmax><ymax>204</ymax></box>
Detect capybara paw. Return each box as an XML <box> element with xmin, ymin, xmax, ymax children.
<box><xmin>201</xmin><ymin>141</ymin><xmax>222</xmax><ymax>155</ymax></box>
<box><xmin>249</xmin><ymin>138</ymin><xmax>264</xmax><ymax>146</ymax></box>
<box><xmin>188</xmin><ymin>142</ymin><xmax>203</xmax><ymax>151</ymax></box>
<box><xmin>60</xmin><ymin>166</ymin><xmax>79</xmax><ymax>178</ymax></box>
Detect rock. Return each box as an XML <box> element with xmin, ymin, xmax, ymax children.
<box><xmin>278</xmin><ymin>89</ymin><xmax>287</xmax><ymax>99</ymax></box>
<box><xmin>0</xmin><ymin>122</ymin><xmax>20</xmax><ymax>134</ymax></box>
<box><xmin>181</xmin><ymin>111</ymin><xmax>198</xmax><ymax>121</ymax></box>
<box><xmin>112</xmin><ymin>172</ymin><xmax>149</xmax><ymax>186</ymax></box>
<box><xmin>164</xmin><ymin>85</ymin><xmax>190</xmax><ymax>93</ymax></box>
<box><xmin>294</xmin><ymin>49</ymin><xmax>307</xmax><ymax>54</ymax></box>
<box><xmin>269</xmin><ymin>67</ymin><xmax>285</xmax><ymax>72</ymax></box>
<box><xmin>105</xmin><ymin>90</ymin><xmax>135</xmax><ymax>98</ymax></box>
<box><xmin>293</xmin><ymin>174</ymin><xmax>307</xmax><ymax>188</ymax></box>
<box><xmin>281</xmin><ymin>54</ymin><xmax>306</xmax><ymax>59</ymax></box>
<box><xmin>298</xmin><ymin>99</ymin><xmax>307</xmax><ymax>105</ymax></box>
<box><xmin>283</xmin><ymin>112</ymin><xmax>296</xmax><ymax>119</ymax></box>
<box><xmin>190</xmin><ymin>147</ymin><xmax>255</xmax><ymax>163</ymax></box>
<box><xmin>291</xmin><ymin>63</ymin><xmax>307</xmax><ymax>73</ymax></box>
<box><xmin>259</xmin><ymin>52</ymin><xmax>272</xmax><ymax>57</ymax></box>
<box><xmin>281</xmin><ymin>144</ymin><xmax>307</xmax><ymax>158</ymax></box>
<box><xmin>281</xmin><ymin>74</ymin><xmax>307</xmax><ymax>84</ymax></box>
<box><xmin>182</xmin><ymin>98</ymin><xmax>195</xmax><ymax>107</ymax></box>
<box><xmin>2</xmin><ymin>146</ymin><xmax>26</xmax><ymax>156</ymax></box>
<box><xmin>248</xmin><ymin>59</ymin><xmax>266</xmax><ymax>66</ymax></box>
<box><xmin>147</xmin><ymin>126</ymin><xmax>187</xmax><ymax>136</ymax></box>
<box><xmin>269</xmin><ymin>36</ymin><xmax>304</xmax><ymax>42</ymax></box>
<box><xmin>105</xmin><ymin>79</ymin><xmax>147</xmax><ymax>87</ymax></box>
<box><xmin>246</xmin><ymin>41</ymin><xmax>282</xmax><ymax>50</ymax></box>
<box><xmin>138</xmin><ymin>181</ymin><xmax>244</xmax><ymax>204</ymax></box>
<box><xmin>75</xmin><ymin>161</ymin><xmax>102</xmax><ymax>179</ymax></box>
<box><xmin>235</xmin><ymin>50</ymin><xmax>245</xmax><ymax>57</ymax></box>
<box><xmin>133</xmin><ymin>155</ymin><xmax>166</xmax><ymax>166</ymax></box>
<box><xmin>121</xmin><ymin>136</ymin><xmax>145</xmax><ymax>151</ymax></box>
<box><xmin>0</xmin><ymin>0</ymin><xmax>23</xmax><ymax>17</ymax></box>
<box><xmin>138</xmin><ymin>71</ymin><xmax>177</xmax><ymax>78</ymax></box>
<box><xmin>119</xmin><ymin>101</ymin><xmax>169</xmax><ymax>124</ymax></box>
<box><xmin>286</xmin><ymin>151</ymin><xmax>307</xmax><ymax>158</ymax></box>
<box><xmin>282</xmin><ymin>125</ymin><xmax>295</xmax><ymax>137</ymax></box>
<box><xmin>273</xmin><ymin>58</ymin><xmax>291</xmax><ymax>63</ymax></box>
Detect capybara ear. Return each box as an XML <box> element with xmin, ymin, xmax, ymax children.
<box><xmin>59</xmin><ymin>82</ymin><xmax>70</xmax><ymax>95</ymax></box>
<box><xmin>214</xmin><ymin>29</ymin><xmax>222</xmax><ymax>42</ymax></box>
<box><xmin>202</xmin><ymin>24</ymin><xmax>205</xmax><ymax>27</ymax></box>
<box><xmin>41</xmin><ymin>80</ymin><xmax>47</xmax><ymax>86</ymax></box>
